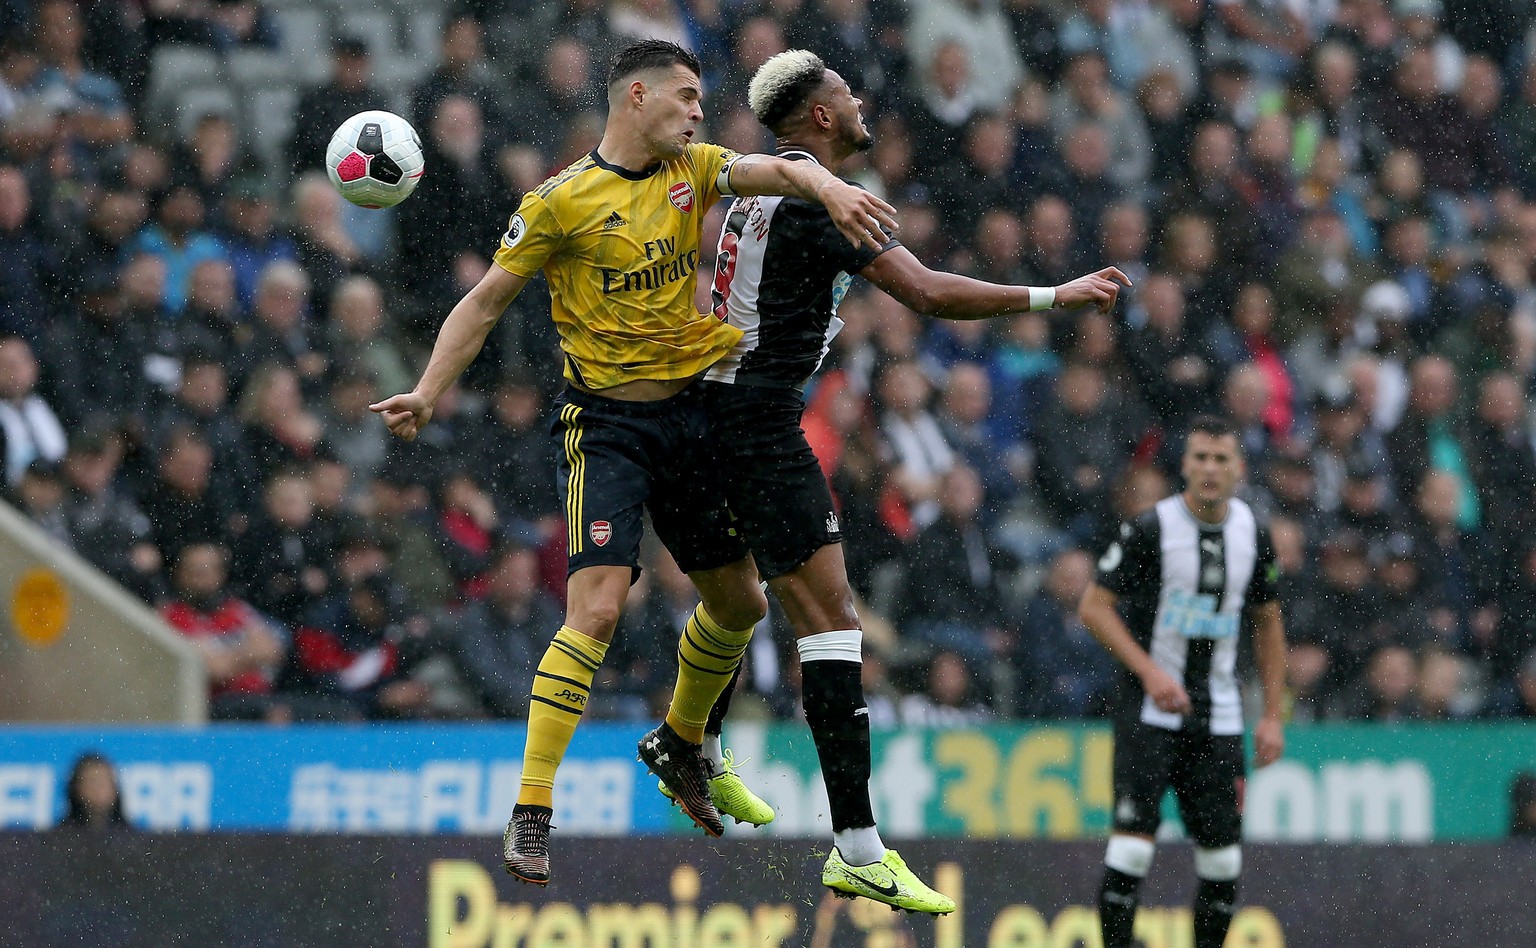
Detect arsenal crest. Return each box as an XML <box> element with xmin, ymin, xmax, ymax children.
<box><xmin>590</xmin><ymin>520</ymin><xmax>612</xmax><ymax>546</ymax></box>
<box><xmin>668</xmin><ymin>181</ymin><xmax>695</xmax><ymax>213</ymax></box>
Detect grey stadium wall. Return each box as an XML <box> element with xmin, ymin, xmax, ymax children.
<box><xmin>0</xmin><ymin>500</ymin><xmax>205</xmax><ymax>723</ymax></box>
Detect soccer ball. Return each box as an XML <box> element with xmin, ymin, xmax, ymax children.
<box><xmin>325</xmin><ymin>110</ymin><xmax>424</xmax><ymax>209</ymax></box>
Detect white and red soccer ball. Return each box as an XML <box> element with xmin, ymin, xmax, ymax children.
<box><xmin>325</xmin><ymin>110</ymin><xmax>424</xmax><ymax>209</ymax></box>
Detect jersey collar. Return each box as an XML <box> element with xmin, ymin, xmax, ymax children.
<box><xmin>589</xmin><ymin>149</ymin><xmax>662</xmax><ymax>180</ymax></box>
<box><xmin>775</xmin><ymin>148</ymin><xmax>820</xmax><ymax>165</ymax></box>
<box><xmin>1178</xmin><ymin>495</ymin><xmax>1230</xmax><ymax>530</ymax></box>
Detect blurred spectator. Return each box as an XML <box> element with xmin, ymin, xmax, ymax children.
<box><xmin>410</xmin><ymin>12</ymin><xmax>509</xmax><ymax>147</ymax></box>
<box><xmin>238</xmin><ymin>261</ymin><xmax>326</xmax><ymax>388</ymax></box>
<box><xmin>238</xmin><ymin>362</ymin><xmax>324</xmax><ymax>480</ymax></box>
<box><xmin>898</xmin><ymin>465</ymin><xmax>1012</xmax><ymax>662</ymax></box>
<box><xmin>1406</xmin><ymin>469</ymin><xmax>1495</xmax><ymax>652</ymax></box>
<box><xmin>61</xmin><ymin>424</ymin><xmax>164</xmax><ymax>600</ymax></box>
<box><xmin>936</xmin><ymin>361</ymin><xmax>1025</xmax><ymax>518</ymax></box>
<box><xmin>150</xmin><ymin>351</ymin><xmax>257</xmax><ymax>507</ymax></box>
<box><xmin>436</xmin><ymin>469</ymin><xmax>498</xmax><ymax>587</ymax></box>
<box><xmin>473</xmin><ymin>374</ymin><xmax>559</xmax><ymax>529</ymax></box>
<box><xmin>1160</xmin><ymin>211</ymin><xmax>1231</xmax><ymax>337</ymax></box>
<box><xmin>0</xmin><ymin>165</ymin><xmax>55</xmax><ymax>342</ymax></box>
<box><xmin>140</xmin><ymin>425</ymin><xmax>238</xmax><ymax>562</ymax></box>
<box><xmin>131</xmin><ymin>185</ymin><xmax>227</xmax><ymax>316</ymax></box>
<box><xmin>289</xmin><ymin>173</ymin><xmax>365</xmax><ymax>307</ymax></box>
<box><xmin>232</xmin><ymin>468</ymin><xmax>329</xmax><ymax>625</ymax></box>
<box><xmin>218</xmin><ymin>179</ymin><xmax>298</xmax><ymax>312</ymax></box>
<box><xmin>1124</xmin><ymin>272</ymin><xmax>1218</xmax><ymax>427</ymax></box>
<box><xmin>1290</xmin><ymin>529</ymin><xmax>1380</xmax><ymax>687</ymax></box>
<box><xmin>444</xmin><ymin>535</ymin><xmax>562</xmax><ymax>718</ymax></box>
<box><xmin>29</xmin><ymin>0</ymin><xmax>134</xmax><ymax>163</ymax></box>
<box><xmin>287</xmin><ymin>573</ymin><xmax>430</xmax><ymax>720</ymax></box>
<box><xmin>1413</xmin><ymin>649</ymin><xmax>1473</xmax><ymax>720</ymax></box>
<box><xmin>874</xmin><ymin>358</ymin><xmax>955</xmax><ymax>531</ymax></box>
<box><xmin>0</xmin><ymin>336</ymin><xmax>68</xmax><ymax>485</ymax></box>
<box><xmin>1370</xmin><ymin>46</ymin><xmax>1470</xmax><ymax>198</ymax></box>
<box><xmin>1465</xmin><ymin>372</ymin><xmax>1536</xmax><ymax>543</ymax></box>
<box><xmin>1137</xmin><ymin>71</ymin><xmax>1195</xmax><ymax>197</ymax></box>
<box><xmin>161</xmin><ymin>542</ymin><xmax>288</xmax><ymax>721</ymax></box>
<box><xmin>1017</xmin><ymin>548</ymin><xmax>1115</xmax><ymax>718</ymax></box>
<box><xmin>1050</xmin><ymin>51</ymin><xmax>1150</xmax><ymax>193</ymax></box>
<box><xmin>1486</xmin><ymin>651</ymin><xmax>1536</xmax><ymax>720</ymax></box>
<box><xmin>1160</xmin><ymin>121</ymin><xmax>1256</xmax><ymax>273</ymax></box>
<box><xmin>12</xmin><ymin>459</ymin><xmax>70</xmax><ymax>547</ymax></box>
<box><xmin>368</xmin><ymin>459</ymin><xmax>455</xmax><ymax>611</ymax></box>
<box><xmin>1330</xmin><ymin>643</ymin><xmax>1419</xmax><ymax>722</ymax></box>
<box><xmin>1210</xmin><ymin>0</ymin><xmax>1314</xmax><ymax>78</ymax></box>
<box><xmin>1033</xmin><ymin>361</ymin><xmax>1140</xmax><ymax>530</ymax></box>
<box><xmin>396</xmin><ymin>94</ymin><xmax>504</xmax><ymax>301</ymax></box>
<box><xmin>319</xmin><ymin>368</ymin><xmax>388</xmax><ymax>484</ymax></box>
<box><xmin>1387</xmin><ymin>356</ymin><xmax>1474</xmax><ymax>524</ymax></box>
<box><xmin>1490</xmin><ymin>544</ymin><xmax>1536</xmax><ymax>682</ymax></box>
<box><xmin>1502</xmin><ymin>63</ymin><xmax>1536</xmax><ymax>198</ymax></box>
<box><xmin>1058</xmin><ymin>0</ymin><xmax>1197</xmax><ymax>97</ymax></box>
<box><xmin>906</xmin><ymin>0</ymin><xmax>1024</xmax><ymax>112</ymax></box>
<box><xmin>1308</xmin><ymin>387</ymin><xmax>1387</xmax><ymax>515</ymax></box>
<box><xmin>1272</xmin><ymin>208</ymin><xmax>1376</xmax><ymax>342</ymax></box>
<box><xmin>56</xmin><ymin>752</ymin><xmax>129</xmax><ymax>832</ymax></box>
<box><xmin>171</xmin><ymin>112</ymin><xmax>255</xmax><ymax>214</ymax></box>
<box><xmin>325</xmin><ymin>275</ymin><xmax>415</xmax><ymax>400</ymax></box>
<box><xmin>145</xmin><ymin>0</ymin><xmax>278</xmax><ymax>51</ymax></box>
<box><xmin>286</xmin><ymin>37</ymin><xmax>380</xmax><ymax>175</ymax></box>
<box><xmin>897</xmin><ymin>649</ymin><xmax>993</xmax><ymax>727</ymax></box>
<box><xmin>40</xmin><ymin>268</ymin><xmax>152</xmax><ymax>430</ymax></box>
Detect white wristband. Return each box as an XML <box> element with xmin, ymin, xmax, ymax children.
<box><xmin>1028</xmin><ymin>287</ymin><xmax>1056</xmax><ymax>311</ymax></box>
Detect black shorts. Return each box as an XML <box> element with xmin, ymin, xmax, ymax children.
<box><xmin>1111</xmin><ymin>719</ymin><xmax>1245</xmax><ymax>847</ymax></box>
<box><xmin>697</xmin><ymin>381</ymin><xmax>842</xmax><ymax>579</ymax></box>
<box><xmin>551</xmin><ymin>385</ymin><xmax>749</xmax><ymax>577</ymax></box>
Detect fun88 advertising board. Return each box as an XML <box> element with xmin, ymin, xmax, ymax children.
<box><xmin>0</xmin><ymin>724</ymin><xmax>682</xmax><ymax>833</ymax></box>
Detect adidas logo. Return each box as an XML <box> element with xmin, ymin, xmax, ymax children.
<box><xmin>603</xmin><ymin>211</ymin><xmax>626</xmax><ymax>229</ymax></box>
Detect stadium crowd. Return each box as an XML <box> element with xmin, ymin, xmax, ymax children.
<box><xmin>3</xmin><ymin>0</ymin><xmax>1536</xmax><ymax>726</ymax></box>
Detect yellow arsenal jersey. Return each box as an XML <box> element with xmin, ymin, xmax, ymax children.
<box><xmin>493</xmin><ymin>143</ymin><xmax>745</xmax><ymax>390</ymax></box>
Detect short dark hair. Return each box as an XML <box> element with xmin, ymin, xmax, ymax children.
<box><xmin>1186</xmin><ymin>414</ymin><xmax>1239</xmax><ymax>445</ymax></box>
<box><xmin>607</xmin><ymin>39</ymin><xmax>700</xmax><ymax>88</ymax></box>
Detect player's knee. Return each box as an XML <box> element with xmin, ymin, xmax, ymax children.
<box><xmin>1104</xmin><ymin>834</ymin><xmax>1156</xmax><ymax>878</ymax></box>
<box><xmin>705</xmin><ymin>587</ymin><xmax>768</xmax><ymax>631</ymax></box>
<box><xmin>1194</xmin><ymin>845</ymin><xmax>1241</xmax><ymax>881</ymax></box>
<box><xmin>568</xmin><ymin>600</ymin><xmax>624</xmax><ymax>639</ymax></box>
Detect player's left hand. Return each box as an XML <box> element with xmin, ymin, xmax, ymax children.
<box><xmin>1054</xmin><ymin>267</ymin><xmax>1133</xmax><ymax>314</ymax></box>
<box><xmin>1253</xmin><ymin>715</ymin><xmax>1285</xmax><ymax>768</ymax></box>
<box><xmin>819</xmin><ymin>179</ymin><xmax>899</xmax><ymax>252</ymax></box>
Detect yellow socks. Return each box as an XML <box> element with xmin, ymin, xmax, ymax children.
<box><xmin>518</xmin><ymin>626</ymin><xmax>609</xmax><ymax>808</ymax></box>
<box><xmin>665</xmin><ymin>604</ymin><xmax>755</xmax><ymax>744</ymax></box>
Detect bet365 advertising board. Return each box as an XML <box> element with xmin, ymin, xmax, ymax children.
<box><xmin>0</xmin><ymin>722</ymin><xmax>1531</xmax><ymax>841</ymax></box>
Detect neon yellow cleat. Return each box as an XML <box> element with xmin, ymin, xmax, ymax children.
<box><xmin>658</xmin><ymin>749</ymin><xmax>775</xmax><ymax>827</ymax></box>
<box><xmin>821</xmin><ymin>848</ymin><xmax>956</xmax><ymax>915</ymax></box>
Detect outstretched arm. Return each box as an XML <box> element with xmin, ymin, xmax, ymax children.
<box><xmin>863</xmin><ymin>246</ymin><xmax>1130</xmax><ymax>319</ymax></box>
<box><xmin>370</xmin><ymin>263</ymin><xmax>529</xmax><ymax>441</ymax></box>
<box><xmin>728</xmin><ymin>154</ymin><xmax>898</xmax><ymax>252</ymax></box>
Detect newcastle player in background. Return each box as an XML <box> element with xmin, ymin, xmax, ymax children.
<box><xmin>1079</xmin><ymin>415</ymin><xmax>1287</xmax><ymax>948</ymax></box>
<box><xmin>672</xmin><ymin>49</ymin><xmax>1128</xmax><ymax>915</ymax></box>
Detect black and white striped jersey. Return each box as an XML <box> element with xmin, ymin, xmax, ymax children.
<box><xmin>1095</xmin><ymin>495</ymin><xmax>1279</xmax><ymax>736</ymax></box>
<box><xmin>704</xmin><ymin>151</ymin><xmax>897</xmax><ymax>390</ymax></box>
